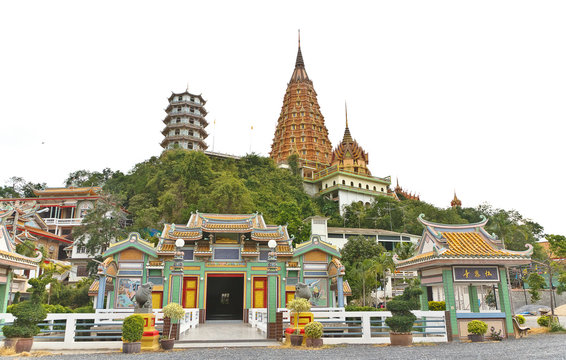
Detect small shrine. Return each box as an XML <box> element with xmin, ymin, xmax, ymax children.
<box><xmin>394</xmin><ymin>215</ymin><xmax>532</xmax><ymax>340</ymax></box>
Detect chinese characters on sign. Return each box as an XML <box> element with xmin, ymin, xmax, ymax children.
<box><xmin>453</xmin><ymin>266</ymin><xmax>500</xmax><ymax>282</ymax></box>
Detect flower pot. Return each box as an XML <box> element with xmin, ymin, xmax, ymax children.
<box><xmin>389</xmin><ymin>332</ymin><xmax>413</xmax><ymax>346</ymax></box>
<box><xmin>468</xmin><ymin>334</ymin><xmax>484</xmax><ymax>342</ymax></box>
<box><xmin>290</xmin><ymin>334</ymin><xmax>303</xmax><ymax>346</ymax></box>
<box><xmin>122</xmin><ymin>342</ymin><xmax>141</xmax><ymax>353</ymax></box>
<box><xmin>160</xmin><ymin>338</ymin><xmax>175</xmax><ymax>350</ymax></box>
<box><xmin>4</xmin><ymin>338</ymin><xmax>17</xmax><ymax>349</ymax></box>
<box><xmin>15</xmin><ymin>338</ymin><xmax>33</xmax><ymax>353</ymax></box>
<box><xmin>306</xmin><ymin>338</ymin><xmax>323</xmax><ymax>348</ymax></box>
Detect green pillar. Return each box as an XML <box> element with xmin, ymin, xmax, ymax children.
<box><xmin>420</xmin><ymin>285</ymin><xmax>429</xmax><ymax>310</ymax></box>
<box><xmin>0</xmin><ymin>271</ymin><xmax>12</xmax><ymax>313</ymax></box>
<box><xmin>469</xmin><ymin>286</ymin><xmax>479</xmax><ymax>312</ymax></box>
<box><xmin>442</xmin><ymin>269</ymin><xmax>458</xmax><ymax>336</ymax></box>
<box><xmin>498</xmin><ymin>268</ymin><xmax>514</xmax><ymax>334</ymax></box>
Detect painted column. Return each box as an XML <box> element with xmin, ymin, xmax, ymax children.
<box><xmin>170</xmin><ymin>249</ymin><xmax>184</xmax><ymax>305</ymax></box>
<box><xmin>0</xmin><ymin>271</ymin><xmax>13</xmax><ymax>313</ymax></box>
<box><xmin>337</xmin><ymin>275</ymin><xmax>344</xmax><ymax>308</ymax></box>
<box><xmin>498</xmin><ymin>267</ymin><xmax>514</xmax><ymax>335</ymax></box>
<box><xmin>469</xmin><ymin>286</ymin><xmax>479</xmax><ymax>312</ymax></box>
<box><xmin>420</xmin><ymin>285</ymin><xmax>429</xmax><ymax>310</ymax></box>
<box><xmin>96</xmin><ymin>273</ymin><xmax>106</xmax><ymax>309</ymax></box>
<box><xmin>266</xmin><ymin>249</ymin><xmax>278</xmax><ymax>339</ymax></box>
<box><xmin>442</xmin><ymin>269</ymin><xmax>458</xmax><ymax>336</ymax></box>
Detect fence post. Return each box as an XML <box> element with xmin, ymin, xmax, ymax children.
<box><xmin>64</xmin><ymin>317</ymin><xmax>76</xmax><ymax>346</ymax></box>
<box><xmin>361</xmin><ymin>313</ymin><xmax>371</xmax><ymax>341</ymax></box>
<box><xmin>444</xmin><ymin>310</ymin><xmax>453</xmax><ymax>342</ymax></box>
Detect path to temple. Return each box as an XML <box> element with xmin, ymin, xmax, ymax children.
<box><xmin>12</xmin><ymin>334</ymin><xmax>566</xmax><ymax>360</ymax></box>
<box><xmin>175</xmin><ymin>320</ymin><xmax>278</xmax><ymax>347</ymax></box>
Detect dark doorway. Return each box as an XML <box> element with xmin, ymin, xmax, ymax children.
<box><xmin>206</xmin><ymin>275</ymin><xmax>244</xmax><ymax>320</ymax></box>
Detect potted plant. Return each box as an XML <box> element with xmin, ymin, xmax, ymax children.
<box><xmin>467</xmin><ymin>320</ymin><xmax>487</xmax><ymax>342</ymax></box>
<box><xmin>304</xmin><ymin>321</ymin><xmax>323</xmax><ymax>347</ymax></box>
<box><xmin>161</xmin><ymin>303</ymin><xmax>185</xmax><ymax>350</ymax></box>
<box><xmin>122</xmin><ymin>314</ymin><xmax>144</xmax><ymax>353</ymax></box>
<box><xmin>2</xmin><ymin>300</ymin><xmax>47</xmax><ymax>353</ymax></box>
<box><xmin>286</xmin><ymin>298</ymin><xmax>311</xmax><ymax>346</ymax></box>
<box><xmin>384</xmin><ymin>284</ymin><xmax>422</xmax><ymax>346</ymax></box>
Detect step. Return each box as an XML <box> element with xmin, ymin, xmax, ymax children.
<box><xmin>175</xmin><ymin>339</ymin><xmax>281</xmax><ymax>348</ymax></box>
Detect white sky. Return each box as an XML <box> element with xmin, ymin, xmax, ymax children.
<box><xmin>1</xmin><ymin>1</ymin><xmax>565</xmax><ymax>235</ymax></box>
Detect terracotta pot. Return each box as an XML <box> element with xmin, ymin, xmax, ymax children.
<box><xmin>160</xmin><ymin>338</ymin><xmax>175</xmax><ymax>350</ymax></box>
<box><xmin>4</xmin><ymin>338</ymin><xmax>17</xmax><ymax>349</ymax></box>
<box><xmin>122</xmin><ymin>342</ymin><xmax>141</xmax><ymax>353</ymax></box>
<box><xmin>469</xmin><ymin>334</ymin><xmax>484</xmax><ymax>342</ymax></box>
<box><xmin>15</xmin><ymin>338</ymin><xmax>33</xmax><ymax>353</ymax></box>
<box><xmin>306</xmin><ymin>338</ymin><xmax>323</xmax><ymax>348</ymax></box>
<box><xmin>389</xmin><ymin>332</ymin><xmax>413</xmax><ymax>346</ymax></box>
<box><xmin>290</xmin><ymin>334</ymin><xmax>303</xmax><ymax>346</ymax></box>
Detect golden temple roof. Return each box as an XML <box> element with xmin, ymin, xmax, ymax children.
<box><xmin>442</xmin><ymin>232</ymin><xmax>508</xmax><ymax>257</ymax></box>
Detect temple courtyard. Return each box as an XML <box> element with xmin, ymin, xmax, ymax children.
<box><xmin>3</xmin><ymin>334</ymin><xmax>564</xmax><ymax>360</ymax></box>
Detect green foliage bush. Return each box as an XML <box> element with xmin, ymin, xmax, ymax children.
<box><xmin>42</xmin><ymin>304</ymin><xmax>74</xmax><ymax>313</ymax></box>
<box><xmin>74</xmin><ymin>305</ymin><xmax>95</xmax><ymax>313</ymax></box>
<box><xmin>515</xmin><ymin>315</ymin><xmax>526</xmax><ymax>325</ymax></box>
<box><xmin>385</xmin><ymin>284</ymin><xmax>422</xmax><ymax>333</ymax></box>
<box><xmin>428</xmin><ymin>301</ymin><xmax>446</xmax><ymax>311</ymax></box>
<box><xmin>122</xmin><ymin>315</ymin><xmax>144</xmax><ymax>343</ymax></box>
<box><xmin>2</xmin><ymin>300</ymin><xmax>47</xmax><ymax>338</ymax></box>
<box><xmin>549</xmin><ymin>320</ymin><xmax>566</xmax><ymax>333</ymax></box>
<box><xmin>467</xmin><ymin>320</ymin><xmax>488</xmax><ymax>335</ymax></box>
<box><xmin>304</xmin><ymin>321</ymin><xmax>323</xmax><ymax>339</ymax></box>
<box><xmin>287</xmin><ymin>298</ymin><xmax>311</xmax><ymax>313</ymax></box>
<box><xmin>537</xmin><ymin>315</ymin><xmax>550</xmax><ymax>327</ymax></box>
<box><xmin>162</xmin><ymin>303</ymin><xmax>185</xmax><ymax>321</ymax></box>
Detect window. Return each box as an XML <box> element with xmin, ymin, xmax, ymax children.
<box><xmin>77</xmin><ymin>246</ymin><xmax>86</xmax><ymax>254</ymax></box>
<box><xmin>325</xmin><ymin>184</ymin><xmax>328</xmax><ymax>189</ymax></box>
<box><xmin>178</xmin><ymin>96</ymin><xmax>182</xmax><ymax>101</ymax></box>
<box><xmin>301</xmin><ymin>124</ymin><xmax>305</xmax><ymax>129</ymax></box>
<box><xmin>189</xmin><ymin>130</ymin><xmax>193</xmax><ymax>136</ymax></box>
<box><xmin>290</xmin><ymin>137</ymin><xmax>295</xmax><ymax>143</ymax></box>
<box><xmin>292</xmin><ymin>124</ymin><xmax>296</xmax><ymax>130</ymax></box>
<box><xmin>188</xmin><ymin>143</ymin><xmax>193</xmax><ymax>150</ymax></box>
<box><xmin>302</xmin><ymin>150</ymin><xmax>306</xmax><ymax>155</ymax></box>
<box><xmin>342</xmin><ymin>180</ymin><xmax>345</xmax><ymax>185</ymax></box>
<box><xmin>301</xmin><ymin>137</ymin><xmax>305</xmax><ymax>142</ymax></box>
<box><xmin>333</xmin><ymin>181</ymin><xmax>336</xmax><ymax>185</ymax></box>
<box><xmin>189</xmin><ymin>119</ymin><xmax>194</xmax><ymax>124</ymax></box>
<box><xmin>77</xmin><ymin>266</ymin><xmax>88</xmax><ymax>277</ymax></box>
<box><xmin>296</xmin><ymin>89</ymin><xmax>301</xmax><ymax>94</ymax></box>
<box><xmin>373</xmin><ymin>186</ymin><xmax>376</xmax><ymax>191</ymax></box>
<box><xmin>366</xmin><ymin>185</ymin><xmax>369</xmax><ymax>189</ymax></box>
<box><xmin>359</xmin><ymin>183</ymin><xmax>362</xmax><ymax>188</ymax></box>
<box><xmin>350</xmin><ymin>181</ymin><xmax>354</xmax><ymax>186</ymax></box>
<box><xmin>183</xmin><ymin>249</ymin><xmax>194</xmax><ymax>260</ymax></box>
<box><xmin>177</xmin><ymin>107</ymin><xmax>181</xmax><ymax>112</ymax></box>
<box><xmin>175</xmin><ymin>129</ymin><xmax>180</xmax><ymax>135</ymax></box>
<box><xmin>293</xmin><ymin>113</ymin><xmax>297</xmax><ymax>117</ymax></box>
<box><xmin>313</xmin><ymin>138</ymin><xmax>317</xmax><ymax>142</ymax></box>
<box><xmin>190</xmin><ymin>107</ymin><xmax>194</xmax><ymax>113</ymax></box>
<box><xmin>214</xmin><ymin>248</ymin><xmax>240</xmax><ymax>261</ymax></box>
<box><xmin>190</xmin><ymin>97</ymin><xmax>195</xmax><ymax>102</ymax></box>
<box><xmin>259</xmin><ymin>250</ymin><xmax>270</xmax><ymax>261</ymax></box>
<box><xmin>300</xmin><ymin>112</ymin><xmax>305</xmax><ymax>116</ymax></box>
<box><xmin>176</xmin><ymin>118</ymin><xmax>181</xmax><ymax>123</ymax></box>
<box><xmin>381</xmin><ymin>188</ymin><xmax>384</xmax><ymax>192</ymax></box>
<box><xmin>322</xmin><ymin>140</ymin><xmax>326</xmax><ymax>144</ymax></box>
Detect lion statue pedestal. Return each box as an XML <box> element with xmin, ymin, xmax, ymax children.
<box><xmin>134</xmin><ymin>283</ymin><xmax>159</xmax><ymax>350</ymax></box>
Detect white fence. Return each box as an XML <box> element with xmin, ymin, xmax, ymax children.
<box><xmin>0</xmin><ymin>308</ymin><xmax>199</xmax><ymax>350</ymax></box>
<box><xmin>250</xmin><ymin>308</ymin><xmax>447</xmax><ymax>344</ymax></box>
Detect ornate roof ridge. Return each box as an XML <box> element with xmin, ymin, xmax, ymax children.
<box><xmin>418</xmin><ymin>214</ymin><xmax>488</xmax><ymax>229</ymax></box>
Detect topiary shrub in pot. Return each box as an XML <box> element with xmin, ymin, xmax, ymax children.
<box><xmin>286</xmin><ymin>298</ymin><xmax>311</xmax><ymax>346</ymax></box>
<box><xmin>467</xmin><ymin>320</ymin><xmax>488</xmax><ymax>342</ymax></box>
<box><xmin>161</xmin><ymin>303</ymin><xmax>185</xmax><ymax>350</ymax></box>
<box><xmin>304</xmin><ymin>321</ymin><xmax>323</xmax><ymax>347</ymax></box>
<box><xmin>2</xmin><ymin>300</ymin><xmax>47</xmax><ymax>353</ymax></box>
<box><xmin>122</xmin><ymin>315</ymin><xmax>144</xmax><ymax>353</ymax></box>
<box><xmin>385</xmin><ymin>284</ymin><xmax>422</xmax><ymax>346</ymax></box>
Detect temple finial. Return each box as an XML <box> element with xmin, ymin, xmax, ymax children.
<box><xmin>345</xmin><ymin>101</ymin><xmax>348</xmax><ymax>128</ymax></box>
<box><xmin>298</xmin><ymin>29</ymin><xmax>301</xmax><ymax>48</ymax></box>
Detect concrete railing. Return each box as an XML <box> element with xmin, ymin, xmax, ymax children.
<box><xmin>0</xmin><ymin>308</ymin><xmax>198</xmax><ymax>350</ymax></box>
<box><xmin>251</xmin><ymin>308</ymin><xmax>447</xmax><ymax>344</ymax></box>
<box><xmin>43</xmin><ymin>218</ymin><xmax>83</xmax><ymax>226</ymax></box>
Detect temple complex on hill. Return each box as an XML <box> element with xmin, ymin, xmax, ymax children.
<box><xmin>393</xmin><ymin>179</ymin><xmax>420</xmax><ymax>201</ymax></box>
<box><xmin>161</xmin><ymin>90</ymin><xmax>209</xmax><ymax>151</ymax></box>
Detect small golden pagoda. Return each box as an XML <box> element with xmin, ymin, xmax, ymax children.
<box><xmin>270</xmin><ymin>33</ymin><xmax>333</xmax><ymax>173</ymax></box>
<box><xmin>330</xmin><ymin>105</ymin><xmax>370</xmax><ymax>176</ymax></box>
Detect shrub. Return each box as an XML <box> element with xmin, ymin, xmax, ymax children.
<box><xmin>74</xmin><ymin>305</ymin><xmax>95</xmax><ymax>313</ymax></box>
<box><xmin>537</xmin><ymin>315</ymin><xmax>550</xmax><ymax>327</ymax></box>
<box><xmin>162</xmin><ymin>303</ymin><xmax>185</xmax><ymax>321</ymax></box>
<box><xmin>489</xmin><ymin>326</ymin><xmax>503</xmax><ymax>341</ymax></box>
<box><xmin>304</xmin><ymin>321</ymin><xmax>323</xmax><ymax>339</ymax></box>
<box><xmin>2</xmin><ymin>300</ymin><xmax>47</xmax><ymax>338</ymax></box>
<box><xmin>42</xmin><ymin>304</ymin><xmax>73</xmax><ymax>313</ymax></box>
<box><xmin>428</xmin><ymin>301</ymin><xmax>445</xmax><ymax>311</ymax></box>
<box><xmin>122</xmin><ymin>315</ymin><xmax>144</xmax><ymax>343</ymax></box>
<box><xmin>515</xmin><ymin>315</ymin><xmax>526</xmax><ymax>325</ymax></box>
<box><xmin>549</xmin><ymin>320</ymin><xmax>566</xmax><ymax>333</ymax></box>
<box><xmin>467</xmin><ymin>320</ymin><xmax>488</xmax><ymax>335</ymax></box>
<box><xmin>287</xmin><ymin>298</ymin><xmax>311</xmax><ymax>335</ymax></box>
<box><xmin>384</xmin><ymin>284</ymin><xmax>422</xmax><ymax>333</ymax></box>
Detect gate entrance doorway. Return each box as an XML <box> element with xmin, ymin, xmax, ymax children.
<box><xmin>206</xmin><ymin>274</ymin><xmax>244</xmax><ymax>320</ymax></box>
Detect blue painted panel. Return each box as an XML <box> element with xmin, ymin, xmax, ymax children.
<box><xmin>456</xmin><ymin>312</ymin><xmax>506</xmax><ymax>319</ymax></box>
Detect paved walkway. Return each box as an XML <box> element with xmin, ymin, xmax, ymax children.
<box><xmin>180</xmin><ymin>320</ymin><xmax>266</xmax><ymax>341</ymax></box>
<box><xmin>4</xmin><ymin>334</ymin><xmax>565</xmax><ymax>360</ymax></box>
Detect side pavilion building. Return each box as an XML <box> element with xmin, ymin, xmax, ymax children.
<box><xmin>395</xmin><ymin>215</ymin><xmax>532</xmax><ymax>339</ymax></box>
<box><xmin>91</xmin><ymin>213</ymin><xmax>349</xmax><ymax>322</ymax></box>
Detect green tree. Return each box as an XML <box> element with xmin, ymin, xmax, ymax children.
<box><xmin>547</xmin><ymin>234</ymin><xmax>566</xmax><ymax>259</ymax></box>
<box><xmin>198</xmin><ymin>172</ymin><xmax>254</xmax><ymax>214</ymax></box>
<box><xmin>526</xmin><ymin>273</ymin><xmax>546</xmax><ymax>302</ymax></box>
<box><xmin>395</xmin><ymin>242</ymin><xmax>416</xmax><ymax>260</ymax></box>
<box><xmin>72</xmin><ymin>197</ymin><xmax>127</xmax><ymax>255</ymax></box>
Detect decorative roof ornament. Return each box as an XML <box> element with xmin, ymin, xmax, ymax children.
<box><xmin>451</xmin><ymin>191</ymin><xmax>462</xmax><ymax>208</ymax></box>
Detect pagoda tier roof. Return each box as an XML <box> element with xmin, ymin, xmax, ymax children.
<box><xmin>167</xmin><ymin>91</ymin><xmax>206</xmax><ymax>105</ymax></box>
<box><xmin>159</xmin><ymin>212</ymin><xmax>290</xmax><ymax>244</ymax></box>
<box><xmin>293</xmin><ymin>234</ymin><xmax>341</xmax><ymax>259</ymax></box>
<box><xmin>103</xmin><ymin>232</ymin><xmax>157</xmax><ymax>258</ymax></box>
<box><xmin>33</xmin><ymin>187</ymin><xmax>101</xmax><ymax>197</ymax></box>
<box><xmin>0</xmin><ymin>225</ymin><xmax>43</xmax><ymax>270</ymax></box>
<box><xmin>161</xmin><ymin>123</ymin><xmax>208</xmax><ymax>136</ymax></box>
<box><xmin>395</xmin><ymin>215</ymin><xmax>533</xmax><ymax>270</ymax></box>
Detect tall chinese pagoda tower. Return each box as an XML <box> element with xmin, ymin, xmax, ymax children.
<box><xmin>270</xmin><ymin>37</ymin><xmax>332</xmax><ymax>174</ymax></box>
<box><xmin>161</xmin><ymin>90</ymin><xmax>208</xmax><ymax>151</ymax></box>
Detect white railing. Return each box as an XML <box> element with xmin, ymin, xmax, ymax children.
<box><xmin>253</xmin><ymin>308</ymin><xmax>447</xmax><ymax>344</ymax></box>
<box><xmin>43</xmin><ymin>218</ymin><xmax>83</xmax><ymax>226</ymax></box>
<box><xmin>0</xmin><ymin>309</ymin><xmax>198</xmax><ymax>350</ymax></box>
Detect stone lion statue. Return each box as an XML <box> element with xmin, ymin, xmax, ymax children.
<box><xmin>295</xmin><ymin>282</ymin><xmax>311</xmax><ymax>301</ymax></box>
<box><xmin>134</xmin><ymin>282</ymin><xmax>153</xmax><ymax>313</ymax></box>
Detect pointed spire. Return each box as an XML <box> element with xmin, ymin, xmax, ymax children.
<box><xmin>342</xmin><ymin>101</ymin><xmax>353</xmax><ymax>144</ymax></box>
<box><xmin>295</xmin><ymin>29</ymin><xmax>305</xmax><ymax>68</ymax></box>
<box><xmin>290</xmin><ymin>30</ymin><xmax>309</xmax><ymax>82</ymax></box>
